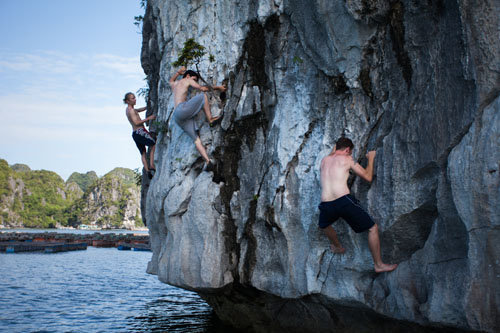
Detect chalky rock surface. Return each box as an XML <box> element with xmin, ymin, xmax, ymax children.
<box><xmin>141</xmin><ymin>1</ymin><xmax>499</xmax><ymax>332</ymax></box>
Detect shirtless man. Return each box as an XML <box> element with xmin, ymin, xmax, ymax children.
<box><xmin>319</xmin><ymin>137</ymin><xmax>397</xmax><ymax>273</ymax></box>
<box><xmin>124</xmin><ymin>92</ymin><xmax>156</xmax><ymax>178</ymax></box>
<box><xmin>169</xmin><ymin>66</ymin><xmax>226</xmax><ymax>170</ymax></box>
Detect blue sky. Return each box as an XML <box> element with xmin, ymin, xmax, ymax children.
<box><xmin>0</xmin><ymin>0</ymin><xmax>147</xmax><ymax>180</ymax></box>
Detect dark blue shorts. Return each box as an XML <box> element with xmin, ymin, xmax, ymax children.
<box><xmin>132</xmin><ymin>127</ymin><xmax>155</xmax><ymax>154</ymax></box>
<box><xmin>318</xmin><ymin>194</ymin><xmax>375</xmax><ymax>233</ymax></box>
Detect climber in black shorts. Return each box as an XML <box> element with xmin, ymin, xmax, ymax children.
<box><xmin>319</xmin><ymin>137</ymin><xmax>397</xmax><ymax>273</ymax></box>
<box><xmin>318</xmin><ymin>194</ymin><xmax>375</xmax><ymax>233</ymax></box>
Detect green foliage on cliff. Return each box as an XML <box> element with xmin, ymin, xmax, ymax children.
<box><xmin>11</xmin><ymin>163</ymin><xmax>31</xmax><ymax>172</ymax></box>
<box><xmin>67</xmin><ymin>171</ymin><xmax>98</xmax><ymax>192</ymax></box>
<box><xmin>133</xmin><ymin>1</ymin><xmax>147</xmax><ymax>32</ymax></box>
<box><xmin>19</xmin><ymin>170</ymin><xmax>69</xmax><ymax>228</ymax></box>
<box><xmin>0</xmin><ymin>159</ymin><xmax>143</xmax><ymax>229</ymax></box>
<box><xmin>105</xmin><ymin>168</ymin><xmax>137</xmax><ymax>187</ymax></box>
<box><xmin>173</xmin><ymin>38</ymin><xmax>215</xmax><ymax>70</ymax></box>
<box><xmin>0</xmin><ymin>159</ymin><xmax>11</xmax><ymax>197</ymax></box>
<box><xmin>134</xmin><ymin>209</ymin><xmax>144</xmax><ymax>227</ymax></box>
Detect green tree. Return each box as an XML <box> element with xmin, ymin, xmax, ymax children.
<box><xmin>172</xmin><ymin>38</ymin><xmax>215</xmax><ymax>84</ymax></box>
<box><xmin>0</xmin><ymin>159</ymin><xmax>11</xmax><ymax>197</ymax></box>
<box><xmin>17</xmin><ymin>170</ymin><xmax>74</xmax><ymax>228</ymax></box>
<box><xmin>133</xmin><ymin>0</ymin><xmax>147</xmax><ymax>32</ymax></box>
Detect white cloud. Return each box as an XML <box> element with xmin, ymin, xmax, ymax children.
<box><xmin>1</xmin><ymin>97</ymin><xmax>124</xmax><ymax>125</ymax></box>
<box><xmin>0</xmin><ymin>59</ymin><xmax>33</xmax><ymax>71</ymax></box>
<box><xmin>0</xmin><ymin>51</ymin><xmax>76</xmax><ymax>74</ymax></box>
<box><xmin>93</xmin><ymin>53</ymin><xmax>144</xmax><ymax>76</ymax></box>
<box><xmin>0</xmin><ymin>49</ymin><xmax>148</xmax><ymax>178</ymax></box>
<box><xmin>0</xmin><ymin>50</ymin><xmax>144</xmax><ymax>79</ymax></box>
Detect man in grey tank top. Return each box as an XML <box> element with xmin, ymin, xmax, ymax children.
<box><xmin>169</xmin><ymin>66</ymin><xmax>226</xmax><ymax>170</ymax></box>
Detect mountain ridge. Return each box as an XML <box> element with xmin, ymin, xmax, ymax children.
<box><xmin>0</xmin><ymin>158</ymin><xmax>143</xmax><ymax>229</ymax></box>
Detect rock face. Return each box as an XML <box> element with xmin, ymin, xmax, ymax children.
<box><xmin>141</xmin><ymin>1</ymin><xmax>499</xmax><ymax>332</ymax></box>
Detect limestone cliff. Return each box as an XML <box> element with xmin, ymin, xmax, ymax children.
<box><xmin>141</xmin><ymin>1</ymin><xmax>499</xmax><ymax>332</ymax></box>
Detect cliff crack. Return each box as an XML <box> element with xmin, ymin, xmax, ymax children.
<box><xmin>468</xmin><ymin>226</ymin><xmax>496</xmax><ymax>233</ymax></box>
<box><xmin>284</xmin><ymin>119</ymin><xmax>319</xmax><ymax>181</ymax></box>
<box><xmin>256</xmin><ymin>161</ymin><xmax>274</xmax><ymax>198</ymax></box>
<box><xmin>388</xmin><ymin>1</ymin><xmax>413</xmax><ymax>90</ymax></box>
<box><xmin>317</xmin><ymin>250</ymin><xmax>336</xmax><ymax>289</ymax></box>
<box><xmin>427</xmin><ymin>257</ymin><xmax>466</xmax><ymax>265</ymax></box>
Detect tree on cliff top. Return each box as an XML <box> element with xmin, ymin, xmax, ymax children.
<box><xmin>172</xmin><ymin>38</ymin><xmax>215</xmax><ymax>84</ymax></box>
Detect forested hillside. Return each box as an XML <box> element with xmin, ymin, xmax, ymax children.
<box><xmin>0</xmin><ymin>159</ymin><xmax>142</xmax><ymax>229</ymax></box>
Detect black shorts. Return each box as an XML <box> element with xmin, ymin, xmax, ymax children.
<box><xmin>318</xmin><ymin>194</ymin><xmax>375</xmax><ymax>233</ymax></box>
<box><xmin>132</xmin><ymin>127</ymin><xmax>155</xmax><ymax>154</ymax></box>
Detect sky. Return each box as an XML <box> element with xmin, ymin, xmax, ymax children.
<box><xmin>0</xmin><ymin>0</ymin><xmax>148</xmax><ymax>180</ymax></box>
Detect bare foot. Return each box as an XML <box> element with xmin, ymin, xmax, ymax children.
<box><xmin>203</xmin><ymin>159</ymin><xmax>216</xmax><ymax>172</ymax></box>
<box><xmin>209</xmin><ymin>116</ymin><xmax>221</xmax><ymax>124</ymax></box>
<box><xmin>209</xmin><ymin>115</ymin><xmax>223</xmax><ymax>127</ymax></box>
<box><xmin>330</xmin><ymin>244</ymin><xmax>346</xmax><ymax>254</ymax></box>
<box><xmin>374</xmin><ymin>263</ymin><xmax>398</xmax><ymax>273</ymax></box>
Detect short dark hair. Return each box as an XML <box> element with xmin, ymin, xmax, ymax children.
<box><xmin>183</xmin><ymin>70</ymin><xmax>200</xmax><ymax>80</ymax></box>
<box><xmin>123</xmin><ymin>92</ymin><xmax>134</xmax><ymax>104</ymax></box>
<box><xmin>336</xmin><ymin>137</ymin><xmax>354</xmax><ymax>150</ymax></box>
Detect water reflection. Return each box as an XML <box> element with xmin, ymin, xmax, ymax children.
<box><xmin>129</xmin><ymin>295</ymin><xmax>234</xmax><ymax>332</ymax></box>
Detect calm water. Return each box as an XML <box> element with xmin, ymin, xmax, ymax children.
<box><xmin>0</xmin><ymin>246</ymin><xmax>230</xmax><ymax>332</ymax></box>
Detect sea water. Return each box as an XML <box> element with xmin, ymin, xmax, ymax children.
<box><xmin>0</xmin><ymin>243</ymin><xmax>229</xmax><ymax>332</ymax></box>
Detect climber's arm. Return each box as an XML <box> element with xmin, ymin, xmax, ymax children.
<box><xmin>169</xmin><ymin>66</ymin><xmax>186</xmax><ymax>88</ymax></box>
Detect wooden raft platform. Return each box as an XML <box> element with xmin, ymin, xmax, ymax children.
<box><xmin>0</xmin><ymin>232</ymin><xmax>150</xmax><ymax>253</ymax></box>
<box><xmin>0</xmin><ymin>241</ymin><xmax>87</xmax><ymax>253</ymax></box>
<box><xmin>117</xmin><ymin>242</ymin><xmax>151</xmax><ymax>251</ymax></box>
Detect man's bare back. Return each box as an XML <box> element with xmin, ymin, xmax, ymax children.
<box><xmin>320</xmin><ymin>153</ymin><xmax>352</xmax><ymax>202</ymax></box>
<box><xmin>320</xmin><ymin>149</ymin><xmax>376</xmax><ymax>202</ymax></box>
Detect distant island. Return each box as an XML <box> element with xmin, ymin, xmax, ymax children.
<box><xmin>0</xmin><ymin>159</ymin><xmax>143</xmax><ymax>230</ymax></box>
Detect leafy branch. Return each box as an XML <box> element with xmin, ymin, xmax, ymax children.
<box><xmin>133</xmin><ymin>0</ymin><xmax>147</xmax><ymax>32</ymax></box>
<box><xmin>151</xmin><ymin>120</ymin><xmax>169</xmax><ymax>134</ymax></box>
<box><xmin>134</xmin><ymin>15</ymin><xmax>144</xmax><ymax>31</ymax></box>
<box><xmin>293</xmin><ymin>55</ymin><xmax>303</xmax><ymax>65</ymax></box>
<box><xmin>172</xmin><ymin>38</ymin><xmax>215</xmax><ymax>84</ymax></box>
<box><xmin>137</xmin><ymin>85</ymin><xmax>149</xmax><ymax>101</ymax></box>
